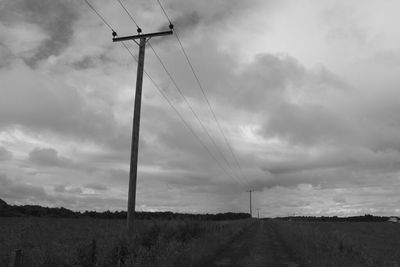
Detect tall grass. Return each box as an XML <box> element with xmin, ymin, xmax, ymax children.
<box><xmin>273</xmin><ymin>220</ymin><xmax>400</xmax><ymax>267</ymax></box>
<box><xmin>0</xmin><ymin>217</ymin><xmax>254</xmax><ymax>266</ymax></box>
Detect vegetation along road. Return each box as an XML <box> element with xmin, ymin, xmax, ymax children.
<box><xmin>209</xmin><ymin>220</ymin><xmax>300</xmax><ymax>267</ymax></box>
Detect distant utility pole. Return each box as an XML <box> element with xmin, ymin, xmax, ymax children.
<box><xmin>247</xmin><ymin>189</ymin><xmax>254</xmax><ymax>217</ymax></box>
<box><xmin>112</xmin><ymin>27</ymin><xmax>173</xmax><ymax>238</ymax></box>
<box><xmin>257</xmin><ymin>208</ymin><xmax>260</xmax><ymax>219</ymax></box>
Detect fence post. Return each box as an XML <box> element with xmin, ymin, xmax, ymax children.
<box><xmin>8</xmin><ymin>249</ymin><xmax>23</xmax><ymax>267</ymax></box>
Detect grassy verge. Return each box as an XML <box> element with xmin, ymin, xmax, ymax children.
<box><xmin>0</xmin><ymin>217</ymin><xmax>254</xmax><ymax>266</ymax></box>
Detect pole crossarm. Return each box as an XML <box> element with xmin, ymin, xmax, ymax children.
<box><xmin>113</xmin><ymin>30</ymin><xmax>173</xmax><ymax>42</ymax></box>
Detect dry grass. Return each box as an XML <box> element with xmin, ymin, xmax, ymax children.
<box><xmin>0</xmin><ymin>217</ymin><xmax>254</xmax><ymax>266</ymax></box>
<box><xmin>273</xmin><ymin>220</ymin><xmax>400</xmax><ymax>267</ymax></box>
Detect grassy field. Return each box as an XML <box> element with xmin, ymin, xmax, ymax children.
<box><xmin>0</xmin><ymin>217</ymin><xmax>254</xmax><ymax>266</ymax></box>
<box><xmin>273</xmin><ymin>220</ymin><xmax>400</xmax><ymax>267</ymax></box>
<box><xmin>2</xmin><ymin>217</ymin><xmax>399</xmax><ymax>266</ymax></box>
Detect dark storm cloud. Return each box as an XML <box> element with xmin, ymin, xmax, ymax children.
<box><xmin>0</xmin><ymin>147</ymin><xmax>13</xmax><ymax>161</ymax></box>
<box><xmin>0</xmin><ymin>0</ymin><xmax>80</xmax><ymax>66</ymax></box>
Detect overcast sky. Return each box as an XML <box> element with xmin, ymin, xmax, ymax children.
<box><xmin>1</xmin><ymin>0</ymin><xmax>400</xmax><ymax>217</ymax></box>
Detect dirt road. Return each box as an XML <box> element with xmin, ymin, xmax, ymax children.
<box><xmin>209</xmin><ymin>220</ymin><xmax>301</xmax><ymax>267</ymax></box>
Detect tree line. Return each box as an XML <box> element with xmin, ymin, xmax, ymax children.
<box><xmin>0</xmin><ymin>198</ymin><xmax>250</xmax><ymax>220</ymax></box>
<box><xmin>276</xmin><ymin>214</ymin><xmax>392</xmax><ymax>222</ymax></box>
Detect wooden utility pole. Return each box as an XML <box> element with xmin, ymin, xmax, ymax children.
<box><xmin>112</xmin><ymin>29</ymin><xmax>173</xmax><ymax>238</ymax></box>
<box><xmin>247</xmin><ymin>190</ymin><xmax>254</xmax><ymax>217</ymax></box>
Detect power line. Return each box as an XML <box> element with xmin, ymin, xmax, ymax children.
<box><xmin>116</xmin><ymin>0</ymin><xmax>141</xmax><ymax>31</ymax></box>
<box><xmin>175</xmin><ymin>30</ymin><xmax>249</xmax><ymax>186</ymax></box>
<box><xmin>84</xmin><ymin>1</ymin><xmax>244</xmax><ymax>186</ymax></box>
<box><xmin>83</xmin><ymin>0</ymin><xmax>115</xmax><ymax>32</ymax></box>
<box><xmin>84</xmin><ymin>0</ymin><xmax>246</xmax><ymax>187</ymax></box>
<box><xmin>156</xmin><ymin>0</ymin><xmax>172</xmax><ymax>24</ymax></box>
<box><xmin>155</xmin><ymin>0</ymin><xmax>250</xmax><ymax>187</ymax></box>
<box><xmin>120</xmin><ymin>44</ymin><xmax>243</xmax><ymax>185</ymax></box>
<box><xmin>148</xmin><ymin>42</ymin><xmax>246</xmax><ymax>186</ymax></box>
<box><xmin>115</xmin><ymin>0</ymin><xmax>245</xmax><ymax>186</ymax></box>
<box><xmin>120</xmin><ymin>42</ymin><xmax>137</xmax><ymax>61</ymax></box>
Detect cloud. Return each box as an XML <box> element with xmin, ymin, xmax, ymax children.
<box><xmin>0</xmin><ymin>0</ymin><xmax>80</xmax><ymax>66</ymax></box>
<box><xmin>0</xmin><ymin>22</ymin><xmax>49</xmax><ymax>60</ymax></box>
<box><xmin>0</xmin><ymin>60</ymin><xmax>129</xmax><ymax>150</ymax></box>
<box><xmin>0</xmin><ymin>173</ymin><xmax>125</xmax><ymax>210</ymax></box>
<box><xmin>261</xmin><ymin>101</ymin><xmax>348</xmax><ymax>146</ymax></box>
<box><xmin>160</xmin><ymin>0</ymin><xmax>264</xmax><ymax>33</ymax></box>
<box><xmin>29</xmin><ymin>147</ymin><xmax>68</xmax><ymax>167</ymax></box>
<box><xmin>0</xmin><ymin>173</ymin><xmax>48</xmax><ymax>202</ymax></box>
<box><xmin>0</xmin><ymin>147</ymin><xmax>12</xmax><ymax>161</ymax></box>
<box><xmin>53</xmin><ymin>184</ymin><xmax>67</xmax><ymax>193</ymax></box>
<box><xmin>141</xmin><ymin>40</ymin><xmax>400</xmax><ymax>195</ymax></box>
<box><xmin>84</xmin><ymin>183</ymin><xmax>108</xmax><ymax>191</ymax></box>
<box><xmin>1</xmin><ymin>0</ymin><xmax>400</xmax><ymax>216</ymax></box>
<box><xmin>333</xmin><ymin>195</ymin><xmax>347</xmax><ymax>204</ymax></box>
<box><xmin>27</xmin><ymin>147</ymin><xmax>101</xmax><ymax>174</ymax></box>
<box><xmin>53</xmin><ymin>185</ymin><xmax>83</xmax><ymax>194</ymax></box>
<box><xmin>200</xmin><ymin>51</ymin><xmax>400</xmax><ymax>190</ymax></box>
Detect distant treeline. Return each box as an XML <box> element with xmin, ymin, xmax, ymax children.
<box><xmin>0</xmin><ymin>198</ymin><xmax>250</xmax><ymax>220</ymax></box>
<box><xmin>276</xmin><ymin>214</ymin><xmax>391</xmax><ymax>222</ymax></box>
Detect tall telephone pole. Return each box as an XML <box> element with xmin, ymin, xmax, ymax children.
<box><xmin>112</xmin><ymin>28</ymin><xmax>173</xmax><ymax>238</ymax></box>
<box><xmin>247</xmin><ymin>189</ymin><xmax>254</xmax><ymax>217</ymax></box>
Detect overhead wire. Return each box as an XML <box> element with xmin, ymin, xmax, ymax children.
<box><xmin>175</xmin><ymin>26</ymin><xmax>250</xmax><ymax>187</ymax></box>
<box><xmin>156</xmin><ymin>0</ymin><xmax>172</xmax><ymax>24</ymax></box>
<box><xmin>148</xmin><ymin>42</ymin><xmax>245</xmax><ymax>186</ymax></box>
<box><xmin>116</xmin><ymin>1</ymin><xmax>245</xmax><ymax>186</ymax></box>
<box><xmin>120</xmin><ymin>43</ymin><xmax>242</xmax><ymax>185</ymax></box>
<box><xmin>83</xmin><ymin>0</ymin><xmax>245</xmax><ymax>186</ymax></box>
<box><xmin>155</xmin><ymin>0</ymin><xmax>250</xmax><ymax>187</ymax></box>
<box><xmin>84</xmin><ymin>0</ymin><xmax>115</xmax><ymax>32</ymax></box>
<box><xmin>116</xmin><ymin>0</ymin><xmax>141</xmax><ymax>30</ymax></box>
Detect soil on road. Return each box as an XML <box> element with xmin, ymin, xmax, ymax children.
<box><xmin>209</xmin><ymin>220</ymin><xmax>301</xmax><ymax>267</ymax></box>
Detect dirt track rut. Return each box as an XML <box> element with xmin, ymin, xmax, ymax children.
<box><xmin>210</xmin><ymin>220</ymin><xmax>301</xmax><ymax>267</ymax></box>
